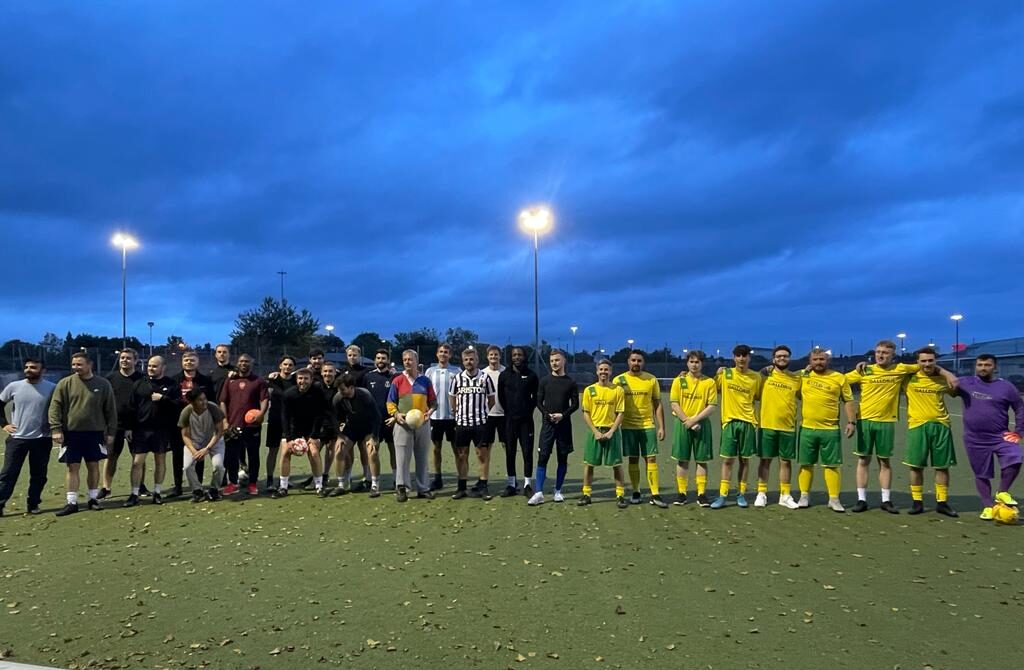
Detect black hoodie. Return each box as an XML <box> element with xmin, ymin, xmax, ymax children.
<box><xmin>498</xmin><ymin>364</ymin><xmax>539</xmax><ymax>420</ymax></box>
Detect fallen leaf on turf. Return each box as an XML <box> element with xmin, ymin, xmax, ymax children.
<box><xmin>515</xmin><ymin>653</ymin><xmax>527</xmax><ymax>662</ymax></box>
<box><xmin>269</xmin><ymin>647</ymin><xmax>282</xmax><ymax>655</ymax></box>
<box><xmin>546</xmin><ymin>652</ymin><xmax>559</xmax><ymax>659</ymax></box>
<box><xmin>823</xmin><ymin>585</ymin><xmax>835</xmax><ymax>590</ymax></box>
<box><xmin>367</xmin><ymin>639</ymin><xmax>381</xmax><ymax>649</ymax></box>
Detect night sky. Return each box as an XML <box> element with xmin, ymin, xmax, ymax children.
<box><xmin>3</xmin><ymin>1</ymin><xmax>1022</xmax><ymax>356</ymax></box>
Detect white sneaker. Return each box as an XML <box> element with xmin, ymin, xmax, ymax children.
<box><xmin>754</xmin><ymin>492</ymin><xmax>768</xmax><ymax>508</ymax></box>
<box><xmin>778</xmin><ymin>494</ymin><xmax>800</xmax><ymax>510</ymax></box>
<box><xmin>553</xmin><ymin>490</ymin><xmax>565</xmax><ymax>503</ymax></box>
<box><xmin>238</xmin><ymin>468</ymin><xmax>249</xmax><ymax>485</ymax></box>
<box><xmin>827</xmin><ymin>498</ymin><xmax>846</xmax><ymax>513</ymax></box>
<box><xmin>527</xmin><ymin>492</ymin><xmax>545</xmax><ymax>506</ymax></box>
<box><xmin>797</xmin><ymin>494</ymin><xmax>810</xmax><ymax>508</ymax></box>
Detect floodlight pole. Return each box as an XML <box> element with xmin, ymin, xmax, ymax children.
<box><xmin>533</xmin><ymin>230</ymin><xmax>541</xmax><ymax>370</ymax></box>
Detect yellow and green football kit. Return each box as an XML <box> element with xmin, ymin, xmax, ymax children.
<box><xmin>758</xmin><ymin>368</ymin><xmax>801</xmax><ymax>460</ymax></box>
<box><xmin>797</xmin><ymin>370</ymin><xmax>852</xmax><ymax>500</ymax></box>
<box><xmin>902</xmin><ymin>372</ymin><xmax>957</xmax><ymax>473</ymax></box>
<box><xmin>845</xmin><ymin>363</ymin><xmax>919</xmax><ymax>457</ymax></box>
<box><xmin>716</xmin><ymin>367</ymin><xmax>761</xmax><ymax>458</ymax></box>
<box><xmin>615</xmin><ymin>371</ymin><xmax>661</xmax><ymax>494</ymax></box>
<box><xmin>669</xmin><ymin>374</ymin><xmax>717</xmax><ymax>463</ymax></box>
<box><xmin>582</xmin><ymin>383</ymin><xmax>625</xmax><ymax>467</ymax></box>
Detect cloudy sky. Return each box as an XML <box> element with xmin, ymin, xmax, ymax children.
<box><xmin>2</xmin><ymin>1</ymin><xmax>1021</xmax><ymax>356</ymax></box>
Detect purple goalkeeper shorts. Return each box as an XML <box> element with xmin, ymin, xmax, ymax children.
<box><xmin>965</xmin><ymin>441</ymin><xmax>1023</xmax><ymax>478</ymax></box>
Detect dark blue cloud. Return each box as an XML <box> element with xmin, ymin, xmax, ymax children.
<box><xmin>1</xmin><ymin>0</ymin><xmax>1022</xmax><ymax>357</ymax></box>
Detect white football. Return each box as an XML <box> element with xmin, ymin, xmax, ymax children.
<box><xmin>405</xmin><ymin>409</ymin><xmax>424</xmax><ymax>429</ymax></box>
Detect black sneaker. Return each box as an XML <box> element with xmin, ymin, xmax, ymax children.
<box><xmin>167</xmin><ymin>486</ymin><xmax>182</xmax><ymax>499</ymax></box>
<box><xmin>630</xmin><ymin>491</ymin><xmax>642</xmax><ymax>505</ymax></box>
<box><xmin>851</xmin><ymin>500</ymin><xmax>869</xmax><ymax>513</ymax></box>
<box><xmin>139</xmin><ymin>483</ymin><xmax>151</xmax><ymax>497</ymax></box>
<box><xmin>451</xmin><ymin>489</ymin><xmax>468</xmax><ymax>500</ymax></box>
<box><xmin>265</xmin><ymin>479</ymin><xmax>274</xmax><ymax>491</ymax></box>
<box><xmin>123</xmin><ymin>494</ymin><xmax>140</xmax><ymax>507</ymax></box>
<box><xmin>207</xmin><ymin>488</ymin><xmax>221</xmax><ymax>501</ymax></box>
<box><xmin>27</xmin><ymin>506</ymin><xmax>42</xmax><ymax>515</ymax></box>
<box><xmin>616</xmin><ymin>496</ymin><xmax>628</xmax><ymax>509</ymax></box>
<box><xmin>880</xmin><ymin>501</ymin><xmax>900</xmax><ymax>514</ymax></box>
<box><xmin>431</xmin><ymin>475</ymin><xmax>443</xmax><ymax>491</ymax></box>
<box><xmin>0</xmin><ymin>507</ymin><xmax>4</xmax><ymax>517</ymax></box>
<box><xmin>479</xmin><ymin>487</ymin><xmax>493</xmax><ymax>501</ymax></box>
<box><xmin>357</xmin><ymin>480</ymin><xmax>371</xmax><ymax>492</ymax></box>
<box><xmin>87</xmin><ymin>498</ymin><xmax>102</xmax><ymax>511</ymax></box>
<box><xmin>316</xmin><ymin>487</ymin><xmax>331</xmax><ymax>498</ymax></box>
<box><xmin>97</xmin><ymin>487</ymin><xmax>111</xmax><ymax>500</ymax></box>
<box><xmin>191</xmin><ymin>490</ymin><xmax>205</xmax><ymax>503</ymax></box>
<box><xmin>272</xmin><ymin>488</ymin><xmax>289</xmax><ymax>499</ymax></box>
<box><xmin>467</xmin><ymin>487</ymin><xmax>482</xmax><ymax>498</ymax></box>
<box><xmin>55</xmin><ymin>503</ymin><xmax>79</xmax><ymax>517</ymax></box>
<box><xmin>396</xmin><ymin>487</ymin><xmax>408</xmax><ymax>503</ymax></box>
<box><xmin>522</xmin><ymin>484</ymin><xmax>534</xmax><ymax>498</ymax></box>
<box><xmin>416</xmin><ymin>490</ymin><xmax>434</xmax><ymax>500</ymax></box>
<box><xmin>300</xmin><ymin>476</ymin><xmax>316</xmax><ymax>491</ymax></box>
<box><xmin>908</xmin><ymin>500</ymin><xmax>925</xmax><ymax>515</ymax></box>
<box><xmin>936</xmin><ymin>501</ymin><xmax>959</xmax><ymax>518</ymax></box>
<box><xmin>673</xmin><ymin>493</ymin><xmax>688</xmax><ymax>506</ymax></box>
<box><xmin>151</xmin><ymin>493</ymin><xmax>163</xmax><ymax>506</ymax></box>
<box><xmin>369</xmin><ymin>488</ymin><xmax>381</xmax><ymax>499</ymax></box>
<box><xmin>500</xmin><ymin>486</ymin><xmax>517</xmax><ymax>498</ymax></box>
<box><xmin>577</xmin><ymin>494</ymin><xmax>592</xmax><ymax>506</ymax></box>
<box><xmin>649</xmin><ymin>495</ymin><xmax>668</xmax><ymax>509</ymax></box>
<box><xmin>328</xmin><ymin>487</ymin><xmax>349</xmax><ymax>497</ymax></box>
<box><xmin>696</xmin><ymin>493</ymin><xmax>711</xmax><ymax>508</ymax></box>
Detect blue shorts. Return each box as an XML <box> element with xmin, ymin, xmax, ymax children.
<box><xmin>59</xmin><ymin>431</ymin><xmax>108</xmax><ymax>464</ymax></box>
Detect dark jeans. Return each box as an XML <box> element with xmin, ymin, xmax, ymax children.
<box><xmin>225</xmin><ymin>428</ymin><xmax>260</xmax><ymax>485</ymax></box>
<box><xmin>0</xmin><ymin>436</ymin><xmax>51</xmax><ymax>509</ymax></box>
<box><xmin>505</xmin><ymin>416</ymin><xmax>535</xmax><ymax>478</ymax></box>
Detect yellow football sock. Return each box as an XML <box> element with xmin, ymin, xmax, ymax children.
<box><xmin>628</xmin><ymin>462</ymin><xmax>641</xmax><ymax>490</ymax></box>
<box><xmin>696</xmin><ymin>475</ymin><xmax>707</xmax><ymax>495</ymax></box>
<box><xmin>824</xmin><ymin>467</ymin><xmax>841</xmax><ymax>498</ymax></box>
<box><xmin>615</xmin><ymin>485</ymin><xmax>625</xmax><ymax>498</ymax></box>
<box><xmin>719</xmin><ymin>480</ymin><xmax>730</xmax><ymax>497</ymax></box>
<box><xmin>582</xmin><ymin>485</ymin><xmax>593</xmax><ymax>496</ymax></box>
<box><xmin>646</xmin><ymin>462</ymin><xmax>660</xmax><ymax>496</ymax></box>
<box><xmin>739</xmin><ymin>481</ymin><xmax>748</xmax><ymax>494</ymax></box>
<box><xmin>798</xmin><ymin>466</ymin><xmax>813</xmax><ymax>493</ymax></box>
<box><xmin>935</xmin><ymin>483</ymin><xmax>948</xmax><ymax>503</ymax></box>
<box><xmin>911</xmin><ymin>484</ymin><xmax>923</xmax><ymax>502</ymax></box>
<box><xmin>757</xmin><ymin>481</ymin><xmax>768</xmax><ymax>494</ymax></box>
<box><xmin>676</xmin><ymin>475</ymin><xmax>688</xmax><ymax>494</ymax></box>
<box><xmin>780</xmin><ymin>482</ymin><xmax>791</xmax><ymax>497</ymax></box>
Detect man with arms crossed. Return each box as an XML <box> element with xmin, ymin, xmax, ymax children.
<box><xmin>101</xmin><ymin>348</ymin><xmax>143</xmax><ymax>499</ymax></box>
<box><xmin>498</xmin><ymin>346</ymin><xmax>539</xmax><ymax>497</ymax></box>
<box><xmin>0</xmin><ymin>358</ymin><xmax>55</xmax><ymax>516</ymax></box>
<box><xmin>956</xmin><ymin>354</ymin><xmax>1023</xmax><ymax>520</ymax></box>
<box><xmin>757</xmin><ymin>345</ymin><xmax>802</xmax><ymax>509</ymax></box>
<box><xmin>179</xmin><ymin>388</ymin><xmax>227</xmax><ymax>502</ymax></box>
<box><xmin>274</xmin><ymin>368</ymin><xmax>328</xmax><ymax>498</ymax></box>
<box><xmin>711</xmin><ymin>345</ymin><xmax>762</xmax><ymax>509</ymax></box>
<box><xmin>528</xmin><ymin>351</ymin><xmax>579</xmax><ymax>506</ymax></box>
<box><xmin>426</xmin><ymin>344</ymin><xmax>460</xmax><ymax>491</ymax></box>
<box><xmin>449</xmin><ymin>348</ymin><xmax>496</xmax><ymax>500</ymax></box>
<box><xmin>615</xmin><ymin>350</ymin><xmax>668</xmax><ymax>508</ymax></box>
<box><xmin>669</xmin><ymin>350</ymin><xmax>718</xmax><ymax>507</ymax></box>
<box><xmin>124</xmin><ymin>356</ymin><xmax>180</xmax><ymax>506</ymax></box>
<box><xmin>902</xmin><ymin>347</ymin><xmax>960</xmax><ymax>517</ymax></box>
<box><xmin>49</xmin><ymin>352</ymin><xmax>117</xmax><ymax>517</ymax></box>
<box><xmin>797</xmin><ymin>348</ymin><xmax>856</xmax><ymax>512</ymax></box>
<box><xmin>579</xmin><ymin>359</ymin><xmax>628</xmax><ymax>508</ymax></box>
<box><xmin>845</xmin><ymin>340</ymin><xmax>919</xmax><ymax>513</ymax></box>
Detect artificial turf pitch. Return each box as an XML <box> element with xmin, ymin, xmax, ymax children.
<box><xmin>0</xmin><ymin>400</ymin><xmax>1021</xmax><ymax>669</ymax></box>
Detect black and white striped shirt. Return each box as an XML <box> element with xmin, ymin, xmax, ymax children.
<box><xmin>449</xmin><ymin>369</ymin><xmax>495</xmax><ymax>427</ymax></box>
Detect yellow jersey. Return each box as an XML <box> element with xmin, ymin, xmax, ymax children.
<box><xmin>800</xmin><ymin>370</ymin><xmax>853</xmax><ymax>430</ymax></box>
<box><xmin>845</xmin><ymin>363</ymin><xmax>919</xmax><ymax>422</ymax></box>
<box><xmin>582</xmin><ymin>383</ymin><xmax>625</xmax><ymax>428</ymax></box>
<box><xmin>669</xmin><ymin>373</ymin><xmax>717</xmax><ymax>419</ymax></box>
<box><xmin>759</xmin><ymin>368</ymin><xmax>801</xmax><ymax>432</ymax></box>
<box><xmin>614</xmin><ymin>372</ymin><xmax>660</xmax><ymax>430</ymax></box>
<box><xmin>715</xmin><ymin>367</ymin><xmax>761</xmax><ymax>427</ymax></box>
<box><xmin>902</xmin><ymin>371</ymin><xmax>953</xmax><ymax>428</ymax></box>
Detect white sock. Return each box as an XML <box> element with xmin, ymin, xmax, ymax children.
<box><xmin>315</xmin><ymin>479</ymin><xmax>323</xmax><ymax>492</ymax></box>
<box><xmin>524</xmin><ymin>477</ymin><xmax>533</xmax><ymax>487</ymax></box>
<box><xmin>371</xmin><ymin>476</ymin><xmax>379</xmax><ymax>489</ymax></box>
<box><xmin>881</xmin><ymin>488</ymin><xmax>891</xmax><ymax>502</ymax></box>
<box><xmin>131</xmin><ymin>487</ymin><xmax>140</xmax><ymax>495</ymax></box>
<box><xmin>88</xmin><ymin>488</ymin><xmax>99</xmax><ymax>500</ymax></box>
<box><xmin>857</xmin><ymin>487</ymin><xmax>867</xmax><ymax>502</ymax></box>
<box><xmin>337</xmin><ymin>476</ymin><xmax>345</xmax><ymax>488</ymax></box>
<box><xmin>67</xmin><ymin>491</ymin><xmax>78</xmax><ymax>505</ymax></box>
<box><xmin>280</xmin><ymin>476</ymin><xmax>289</xmax><ymax>489</ymax></box>
<box><xmin>153</xmin><ymin>484</ymin><xmax>162</xmax><ymax>494</ymax></box>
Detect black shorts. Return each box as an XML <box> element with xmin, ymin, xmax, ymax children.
<box><xmin>539</xmin><ymin>420</ymin><xmax>573</xmax><ymax>458</ymax></box>
<box><xmin>266</xmin><ymin>422</ymin><xmax>283</xmax><ymax>449</ymax></box>
<box><xmin>341</xmin><ymin>422</ymin><xmax>376</xmax><ymax>444</ymax></box>
<box><xmin>431</xmin><ymin>419</ymin><xmax>456</xmax><ymax>444</ymax></box>
<box><xmin>129</xmin><ymin>429</ymin><xmax>170</xmax><ymax>455</ymax></box>
<box><xmin>59</xmin><ymin>431</ymin><xmax>108</xmax><ymax>464</ymax></box>
<box><xmin>484</xmin><ymin>416</ymin><xmax>506</xmax><ymax>444</ymax></box>
<box><xmin>454</xmin><ymin>425</ymin><xmax>488</xmax><ymax>449</ymax></box>
<box><xmin>378</xmin><ymin>418</ymin><xmax>394</xmax><ymax>445</ymax></box>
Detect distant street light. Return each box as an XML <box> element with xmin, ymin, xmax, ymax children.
<box><xmin>518</xmin><ymin>205</ymin><xmax>554</xmax><ymax>370</ymax></box>
<box><xmin>627</xmin><ymin>338</ymin><xmax>635</xmax><ymax>350</ymax></box>
<box><xmin>950</xmin><ymin>314</ymin><xmax>964</xmax><ymax>370</ymax></box>
<box><xmin>147</xmin><ymin>321</ymin><xmax>155</xmax><ymax>358</ymax></box>
<box><xmin>325</xmin><ymin>324</ymin><xmax>335</xmax><ymax>353</ymax></box>
<box><xmin>569</xmin><ymin>325</ymin><xmax>578</xmax><ymax>371</ymax></box>
<box><xmin>111</xmin><ymin>233</ymin><xmax>139</xmax><ymax>349</ymax></box>
<box><xmin>897</xmin><ymin>332</ymin><xmax>907</xmax><ymax>360</ymax></box>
